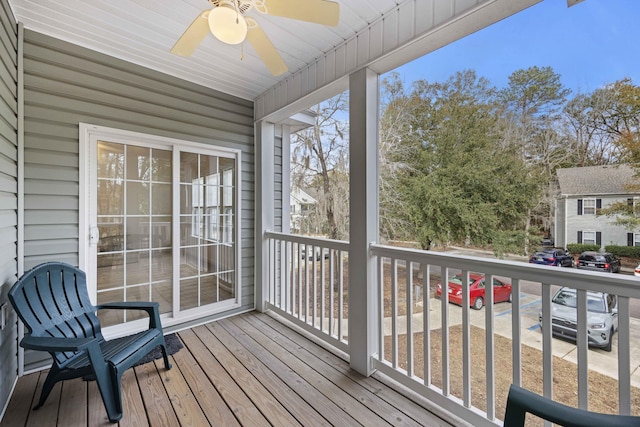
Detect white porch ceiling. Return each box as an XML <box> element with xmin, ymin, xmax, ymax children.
<box><xmin>8</xmin><ymin>0</ymin><xmax>405</xmax><ymax>101</ymax></box>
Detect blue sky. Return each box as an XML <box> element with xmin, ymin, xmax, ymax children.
<box><xmin>389</xmin><ymin>0</ymin><xmax>640</xmax><ymax>94</ymax></box>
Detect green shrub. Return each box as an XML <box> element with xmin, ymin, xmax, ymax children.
<box><xmin>604</xmin><ymin>245</ymin><xmax>640</xmax><ymax>259</ymax></box>
<box><xmin>566</xmin><ymin>243</ymin><xmax>600</xmax><ymax>254</ymax></box>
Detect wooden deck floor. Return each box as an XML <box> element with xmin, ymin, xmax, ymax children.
<box><xmin>3</xmin><ymin>312</ymin><xmax>454</xmax><ymax>427</ymax></box>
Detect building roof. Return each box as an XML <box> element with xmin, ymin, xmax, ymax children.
<box><xmin>556</xmin><ymin>164</ymin><xmax>640</xmax><ymax>196</ymax></box>
<box><xmin>290</xmin><ymin>187</ymin><xmax>317</xmax><ymax>205</ymax></box>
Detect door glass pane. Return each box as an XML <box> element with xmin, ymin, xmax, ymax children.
<box><xmin>179</xmin><ymin>152</ymin><xmax>236</xmax><ymax>311</ymax></box>
<box><xmin>97</xmin><ymin>142</ymin><xmax>173</xmax><ymax>327</ymax></box>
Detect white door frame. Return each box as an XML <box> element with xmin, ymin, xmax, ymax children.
<box><xmin>79</xmin><ymin>123</ymin><xmax>242</xmax><ymax>336</ymax></box>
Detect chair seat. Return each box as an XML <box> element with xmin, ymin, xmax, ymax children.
<box><xmin>66</xmin><ymin>329</ymin><xmax>162</xmax><ymax>370</ymax></box>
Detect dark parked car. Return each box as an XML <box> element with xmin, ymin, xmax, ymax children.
<box><xmin>576</xmin><ymin>251</ymin><xmax>621</xmax><ymax>273</ymax></box>
<box><xmin>529</xmin><ymin>249</ymin><xmax>574</xmax><ymax>267</ymax></box>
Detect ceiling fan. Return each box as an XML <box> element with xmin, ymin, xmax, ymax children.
<box><xmin>171</xmin><ymin>0</ymin><xmax>340</xmax><ymax>76</ymax></box>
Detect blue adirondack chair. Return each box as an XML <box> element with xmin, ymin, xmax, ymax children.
<box><xmin>8</xmin><ymin>262</ymin><xmax>172</xmax><ymax>423</ymax></box>
<box><xmin>504</xmin><ymin>384</ymin><xmax>640</xmax><ymax>426</ymax></box>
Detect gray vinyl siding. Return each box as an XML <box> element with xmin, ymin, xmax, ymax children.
<box><xmin>22</xmin><ymin>30</ymin><xmax>255</xmax><ymax>369</ymax></box>
<box><xmin>564</xmin><ymin>195</ymin><xmax>630</xmax><ymax>248</ymax></box>
<box><xmin>0</xmin><ymin>0</ymin><xmax>17</xmax><ymax>414</ymax></box>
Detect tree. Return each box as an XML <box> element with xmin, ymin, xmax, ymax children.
<box><xmin>393</xmin><ymin>70</ymin><xmax>538</xmax><ymax>253</ymax></box>
<box><xmin>590</xmin><ymin>79</ymin><xmax>640</xmax><ymax>230</ymax></box>
<box><xmin>291</xmin><ymin>93</ymin><xmax>349</xmax><ymax>240</ymax></box>
<box><xmin>378</xmin><ymin>73</ymin><xmax>420</xmax><ymax>242</ymax></box>
<box><xmin>498</xmin><ymin>66</ymin><xmax>572</xmax><ymax>248</ymax></box>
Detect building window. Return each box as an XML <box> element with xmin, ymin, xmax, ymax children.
<box><xmin>583</xmin><ymin>198</ymin><xmax>596</xmax><ymax>215</ymax></box>
<box><xmin>582</xmin><ymin>230</ymin><xmax>596</xmax><ymax>244</ymax></box>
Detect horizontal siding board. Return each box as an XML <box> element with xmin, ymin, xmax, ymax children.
<box><xmin>0</xmin><ymin>210</ymin><xmax>16</xmax><ymax>228</ymax></box>
<box><xmin>0</xmin><ymin>152</ymin><xmax>16</xmax><ymax>176</ymax></box>
<box><xmin>23</xmin><ymin>117</ymin><xmax>79</xmax><ymax>140</ymax></box>
<box><xmin>0</xmin><ymin>171</ymin><xmax>17</xmax><ymax>193</ymax></box>
<box><xmin>25</xmin><ymin>224</ymin><xmax>78</xmax><ymax>240</ymax></box>
<box><xmin>25</xmin><ymin>148</ymin><xmax>78</xmax><ymax>167</ymax></box>
<box><xmin>24</xmin><ymin>239</ymin><xmax>78</xmax><ymax>256</ymax></box>
<box><xmin>24</xmin><ymin>179</ymin><xmax>78</xmax><ymax>196</ymax></box>
<box><xmin>0</xmin><ymin>132</ymin><xmax>17</xmax><ymax>156</ymax></box>
<box><xmin>24</xmin><ymin>135</ymin><xmax>78</xmax><ymax>154</ymax></box>
<box><xmin>24</xmin><ymin>164</ymin><xmax>79</xmax><ymax>181</ymax></box>
<box><xmin>25</xmin><ymin>210</ymin><xmax>79</xmax><ymax>225</ymax></box>
<box><xmin>0</xmin><ymin>112</ymin><xmax>17</xmax><ymax>143</ymax></box>
<box><xmin>0</xmin><ymin>191</ymin><xmax>16</xmax><ymax>209</ymax></box>
<box><xmin>0</xmin><ymin>225</ymin><xmax>16</xmax><ymax>245</ymax></box>
<box><xmin>24</xmin><ymin>194</ymin><xmax>77</xmax><ymax>210</ymax></box>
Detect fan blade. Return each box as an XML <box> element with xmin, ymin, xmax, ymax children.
<box><xmin>263</xmin><ymin>0</ymin><xmax>339</xmax><ymax>27</ymax></box>
<box><xmin>246</xmin><ymin>22</ymin><xmax>288</xmax><ymax>76</ymax></box>
<box><xmin>171</xmin><ymin>10</ymin><xmax>211</xmax><ymax>56</ymax></box>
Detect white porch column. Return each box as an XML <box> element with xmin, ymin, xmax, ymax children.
<box><xmin>255</xmin><ymin>120</ymin><xmax>275</xmax><ymax>312</ymax></box>
<box><xmin>348</xmin><ymin>67</ymin><xmax>379</xmax><ymax>376</ymax></box>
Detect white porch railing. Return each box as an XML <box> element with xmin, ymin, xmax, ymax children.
<box><xmin>264</xmin><ymin>231</ymin><xmax>350</xmax><ymax>354</ymax></box>
<box><xmin>265</xmin><ymin>234</ymin><xmax>640</xmax><ymax>426</ymax></box>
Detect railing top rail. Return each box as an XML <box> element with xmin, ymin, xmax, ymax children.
<box><xmin>370</xmin><ymin>243</ymin><xmax>640</xmax><ymax>299</ymax></box>
<box><xmin>265</xmin><ymin>231</ymin><xmax>350</xmax><ymax>251</ymax></box>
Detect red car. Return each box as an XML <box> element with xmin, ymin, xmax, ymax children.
<box><xmin>436</xmin><ymin>273</ymin><xmax>512</xmax><ymax>310</ymax></box>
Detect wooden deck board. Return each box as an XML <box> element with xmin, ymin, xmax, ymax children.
<box><xmin>2</xmin><ymin>311</ymin><xmax>453</xmax><ymax>427</ymax></box>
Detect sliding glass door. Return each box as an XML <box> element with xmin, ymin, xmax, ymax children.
<box><xmin>83</xmin><ymin>125</ymin><xmax>240</xmax><ymax>331</ymax></box>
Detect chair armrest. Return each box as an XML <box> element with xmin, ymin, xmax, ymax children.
<box><xmin>96</xmin><ymin>301</ymin><xmax>162</xmax><ymax>329</ymax></box>
<box><xmin>20</xmin><ymin>334</ymin><xmax>97</xmax><ymax>352</ymax></box>
<box><xmin>504</xmin><ymin>384</ymin><xmax>640</xmax><ymax>427</ymax></box>
<box><xmin>97</xmin><ymin>301</ymin><xmax>159</xmax><ymax>312</ymax></box>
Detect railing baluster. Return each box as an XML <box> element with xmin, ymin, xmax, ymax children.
<box><xmin>329</xmin><ymin>249</ymin><xmax>335</xmax><ymax>337</ymax></box>
<box><xmin>485</xmin><ymin>273</ymin><xmax>495</xmax><ymax>421</ymax></box>
<box><xmin>406</xmin><ymin>261</ymin><xmax>414</xmax><ymax>377</ymax></box>
<box><xmin>391</xmin><ymin>258</ymin><xmax>398</xmax><ymax>369</ymax></box>
<box><xmin>339</xmin><ymin>250</ymin><xmax>344</xmax><ymax>342</ymax></box>
<box><xmin>378</xmin><ymin>255</ymin><xmax>385</xmax><ymax>362</ymax></box>
<box><xmin>511</xmin><ymin>278</ymin><xmax>522</xmax><ymax>387</ymax></box>
<box><xmin>442</xmin><ymin>266</ymin><xmax>450</xmax><ymax>397</ymax></box>
<box><xmin>618</xmin><ymin>295</ymin><xmax>631</xmax><ymax>415</ymax></box>
<box><xmin>321</xmin><ymin>247</ymin><xmax>326</xmax><ymax>333</ymax></box>
<box><xmin>280</xmin><ymin>239</ymin><xmax>286</xmax><ymax>309</ymax></box>
<box><xmin>298</xmin><ymin>243</ymin><xmax>302</xmax><ymax>319</ymax></box>
<box><xmin>268</xmin><ymin>237</ymin><xmax>275</xmax><ymax>305</ymax></box>
<box><xmin>461</xmin><ymin>269</ymin><xmax>471</xmax><ymax>408</ymax></box>
<box><xmin>423</xmin><ymin>263</ymin><xmax>431</xmax><ymax>386</ymax></box>
<box><xmin>542</xmin><ymin>283</ymin><xmax>553</xmax><ymax>427</ymax></box>
<box><xmin>576</xmin><ymin>288</ymin><xmax>589</xmax><ymax>410</ymax></box>
<box><xmin>312</xmin><ymin>245</ymin><xmax>317</xmax><ymax>328</ymax></box>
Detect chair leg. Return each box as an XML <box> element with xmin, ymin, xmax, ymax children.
<box><xmin>87</xmin><ymin>345</ymin><xmax>122</xmax><ymax>423</ymax></box>
<box><xmin>160</xmin><ymin>341</ymin><xmax>172</xmax><ymax>370</ymax></box>
<box><xmin>33</xmin><ymin>366</ymin><xmax>62</xmax><ymax>410</ymax></box>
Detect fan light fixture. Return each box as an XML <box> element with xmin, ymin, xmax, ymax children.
<box><xmin>208</xmin><ymin>1</ymin><xmax>247</xmax><ymax>45</ymax></box>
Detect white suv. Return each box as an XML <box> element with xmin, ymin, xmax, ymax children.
<box><xmin>539</xmin><ymin>287</ymin><xmax>618</xmax><ymax>352</ymax></box>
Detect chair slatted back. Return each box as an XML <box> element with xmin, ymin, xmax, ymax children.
<box><xmin>9</xmin><ymin>262</ymin><xmax>104</xmax><ymax>365</ymax></box>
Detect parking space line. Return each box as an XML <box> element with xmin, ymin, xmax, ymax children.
<box><xmin>495</xmin><ymin>296</ymin><xmax>542</xmax><ymax>317</ymax></box>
